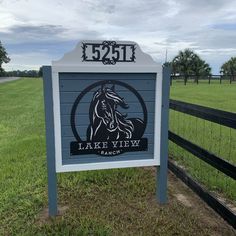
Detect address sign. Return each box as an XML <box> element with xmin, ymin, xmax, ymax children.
<box><xmin>43</xmin><ymin>40</ymin><xmax>170</xmax><ymax>216</ymax></box>
<box><xmin>82</xmin><ymin>41</ymin><xmax>136</xmax><ymax>64</ymax></box>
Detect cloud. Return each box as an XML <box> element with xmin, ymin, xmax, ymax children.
<box><xmin>0</xmin><ymin>25</ymin><xmax>67</xmax><ymax>44</ymax></box>
<box><xmin>0</xmin><ymin>0</ymin><xmax>236</xmax><ymax>73</ymax></box>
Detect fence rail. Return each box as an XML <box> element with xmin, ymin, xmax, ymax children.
<box><xmin>169</xmin><ymin>131</ymin><xmax>236</xmax><ymax>180</ymax></box>
<box><xmin>170</xmin><ymin>99</ymin><xmax>236</xmax><ymax>129</ymax></box>
<box><xmin>168</xmin><ymin>99</ymin><xmax>236</xmax><ymax>229</ymax></box>
<box><xmin>171</xmin><ymin>74</ymin><xmax>236</xmax><ymax>85</ymax></box>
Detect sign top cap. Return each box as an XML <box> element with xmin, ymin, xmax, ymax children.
<box><xmin>52</xmin><ymin>40</ymin><xmax>159</xmax><ymax>67</ymax></box>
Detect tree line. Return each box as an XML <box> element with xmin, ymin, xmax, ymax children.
<box><xmin>166</xmin><ymin>48</ymin><xmax>236</xmax><ymax>84</ymax></box>
<box><xmin>1</xmin><ymin>69</ymin><xmax>40</xmax><ymax>77</ymax></box>
<box><xmin>0</xmin><ymin>41</ymin><xmax>236</xmax><ymax>80</ymax></box>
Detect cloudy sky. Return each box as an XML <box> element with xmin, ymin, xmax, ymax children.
<box><xmin>1</xmin><ymin>0</ymin><xmax>236</xmax><ymax>73</ymax></box>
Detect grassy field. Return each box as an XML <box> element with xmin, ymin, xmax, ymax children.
<box><xmin>169</xmin><ymin>80</ymin><xmax>236</xmax><ymax>203</ymax></box>
<box><xmin>0</xmin><ymin>78</ymin><xmax>235</xmax><ymax>235</ymax></box>
<box><xmin>171</xmin><ymin>79</ymin><xmax>236</xmax><ymax>112</ymax></box>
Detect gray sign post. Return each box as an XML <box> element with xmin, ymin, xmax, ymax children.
<box><xmin>156</xmin><ymin>66</ymin><xmax>171</xmax><ymax>203</ymax></box>
<box><xmin>43</xmin><ymin>40</ymin><xmax>170</xmax><ymax>216</ymax></box>
<box><xmin>43</xmin><ymin>66</ymin><xmax>58</xmax><ymax>216</ymax></box>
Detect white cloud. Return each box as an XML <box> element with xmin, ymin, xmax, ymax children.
<box><xmin>1</xmin><ymin>0</ymin><xmax>236</xmax><ymax>73</ymax></box>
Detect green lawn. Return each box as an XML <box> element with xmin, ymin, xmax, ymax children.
<box><xmin>169</xmin><ymin>80</ymin><xmax>236</xmax><ymax>202</ymax></box>
<box><xmin>171</xmin><ymin>79</ymin><xmax>236</xmax><ymax>112</ymax></box>
<box><xmin>0</xmin><ymin>78</ymin><xmax>235</xmax><ymax>235</ymax></box>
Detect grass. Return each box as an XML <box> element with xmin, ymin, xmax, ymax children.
<box><xmin>171</xmin><ymin>79</ymin><xmax>236</xmax><ymax>112</ymax></box>
<box><xmin>0</xmin><ymin>78</ymin><xmax>235</xmax><ymax>235</ymax></box>
<box><xmin>169</xmin><ymin>80</ymin><xmax>236</xmax><ymax>202</ymax></box>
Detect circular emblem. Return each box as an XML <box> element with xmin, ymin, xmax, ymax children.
<box><xmin>70</xmin><ymin>80</ymin><xmax>148</xmax><ymax>156</ymax></box>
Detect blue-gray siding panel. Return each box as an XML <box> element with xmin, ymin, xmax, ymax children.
<box><xmin>61</xmin><ymin>113</ymin><xmax>154</xmax><ymax>126</ymax></box>
<box><xmin>61</xmin><ymin>90</ymin><xmax>155</xmax><ymax>103</ymax></box>
<box><xmin>60</xmin><ymin>73</ymin><xmax>156</xmax><ymax>81</ymax></box>
<box><xmin>61</xmin><ymin>125</ymin><xmax>155</xmax><ymax>137</ymax></box>
<box><xmin>62</xmin><ymin>153</ymin><xmax>154</xmax><ymax>165</ymax></box>
<box><xmin>59</xmin><ymin>73</ymin><xmax>156</xmax><ymax>164</ymax></box>
<box><xmin>60</xmin><ymin>79</ymin><xmax>155</xmax><ymax>92</ymax></box>
<box><xmin>60</xmin><ymin>102</ymin><xmax>155</xmax><ymax>115</ymax></box>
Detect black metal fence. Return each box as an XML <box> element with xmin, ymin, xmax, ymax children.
<box><xmin>171</xmin><ymin>75</ymin><xmax>236</xmax><ymax>85</ymax></box>
<box><xmin>168</xmin><ymin>99</ymin><xmax>236</xmax><ymax>228</ymax></box>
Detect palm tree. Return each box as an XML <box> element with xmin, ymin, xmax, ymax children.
<box><xmin>191</xmin><ymin>55</ymin><xmax>211</xmax><ymax>84</ymax></box>
<box><xmin>220</xmin><ymin>57</ymin><xmax>236</xmax><ymax>82</ymax></box>
<box><xmin>172</xmin><ymin>49</ymin><xmax>211</xmax><ymax>85</ymax></box>
<box><xmin>172</xmin><ymin>49</ymin><xmax>195</xmax><ymax>85</ymax></box>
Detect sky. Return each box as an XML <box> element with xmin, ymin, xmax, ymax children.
<box><xmin>1</xmin><ymin>0</ymin><xmax>236</xmax><ymax>74</ymax></box>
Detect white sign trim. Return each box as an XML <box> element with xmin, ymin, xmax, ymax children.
<box><xmin>51</xmin><ymin>41</ymin><xmax>162</xmax><ymax>173</ymax></box>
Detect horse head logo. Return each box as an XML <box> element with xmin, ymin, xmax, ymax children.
<box><xmin>87</xmin><ymin>84</ymin><xmax>145</xmax><ymax>141</ymax></box>
<box><xmin>70</xmin><ymin>80</ymin><xmax>148</xmax><ymax>156</ymax></box>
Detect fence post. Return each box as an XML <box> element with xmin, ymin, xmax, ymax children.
<box><xmin>43</xmin><ymin>66</ymin><xmax>58</xmax><ymax>217</ymax></box>
<box><xmin>156</xmin><ymin>65</ymin><xmax>171</xmax><ymax>204</ymax></box>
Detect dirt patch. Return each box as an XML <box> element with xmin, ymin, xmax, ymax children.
<box><xmin>36</xmin><ymin>205</ymin><xmax>69</xmax><ymax>225</ymax></box>
<box><xmin>167</xmin><ymin>170</ymin><xmax>236</xmax><ymax>235</ymax></box>
<box><xmin>174</xmin><ymin>193</ymin><xmax>193</xmax><ymax>207</ymax></box>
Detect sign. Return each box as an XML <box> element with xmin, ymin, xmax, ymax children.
<box><xmin>82</xmin><ymin>41</ymin><xmax>136</xmax><ymax>64</ymax></box>
<box><xmin>43</xmin><ymin>40</ymin><xmax>170</xmax><ymax>216</ymax></box>
<box><xmin>51</xmin><ymin>40</ymin><xmax>162</xmax><ymax>172</ymax></box>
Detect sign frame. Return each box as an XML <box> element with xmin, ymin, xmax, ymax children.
<box><xmin>51</xmin><ymin>42</ymin><xmax>162</xmax><ymax>173</ymax></box>
<box><xmin>52</xmin><ymin>66</ymin><xmax>162</xmax><ymax>172</ymax></box>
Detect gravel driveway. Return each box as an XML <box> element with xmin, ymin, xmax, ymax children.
<box><xmin>0</xmin><ymin>77</ymin><xmax>20</xmax><ymax>83</ymax></box>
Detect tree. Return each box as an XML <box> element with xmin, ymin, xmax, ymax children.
<box><xmin>172</xmin><ymin>49</ymin><xmax>211</xmax><ymax>85</ymax></box>
<box><xmin>0</xmin><ymin>41</ymin><xmax>10</xmax><ymax>75</ymax></box>
<box><xmin>220</xmin><ymin>57</ymin><xmax>236</xmax><ymax>82</ymax></box>
<box><xmin>172</xmin><ymin>49</ymin><xmax>195</xmax><ymax>85</ymax></box>
<box><xmin>191</xmin><ymin>54</ymin><xmax>211</xmax><ymax>84</ymax></box>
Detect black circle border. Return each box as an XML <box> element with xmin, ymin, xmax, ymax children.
<box><xmin>70</xmin><ymin>79</ymin><xmax>148</xmax><ymax>142</ymax></box>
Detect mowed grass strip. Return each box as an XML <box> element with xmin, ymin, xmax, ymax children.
<box><xmin>170</xmin><ymin>80</ymin><xmax>236</xmax><ymax>203</ymax></box>
<box><xmin>1</xmin><ymin>78</ymin><xmax>234</xmax><ymax>235</ymax></box>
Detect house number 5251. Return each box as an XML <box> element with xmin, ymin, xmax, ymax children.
<box><xmin>82</xmin><ymin>41</ymin><xmax>136</xmax><ymax>65</ymax></box>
